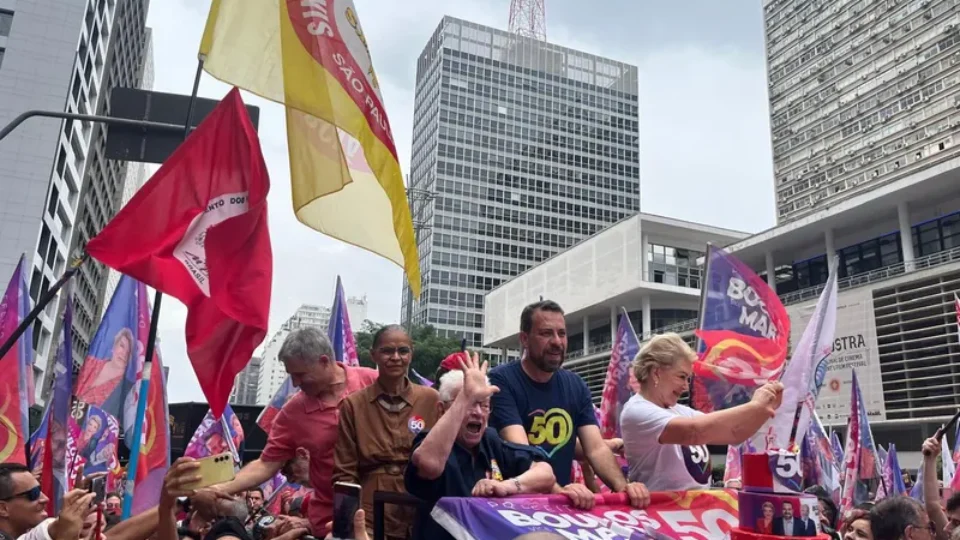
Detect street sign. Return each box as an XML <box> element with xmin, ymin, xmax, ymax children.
<box><xmin>105</xmin><ymin>88</ymin><xmax>261</xmax><ymax>164</ymax></box>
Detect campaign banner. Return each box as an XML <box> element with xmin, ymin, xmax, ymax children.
<box><xmin>184</xmin><ymin>405</ymin><xmax>244</xmax><ymax>462</ymax></box>
<box><xmin>433</xmin><ymin>491</ymin><xmax>739</xmax><ymax>540</ymax></box>
<box><xmin>692</xmin><ymin>247</ymin><xmax>789</xmax><ymax>414</ymax></box>
<box><xmin>793</xmin><ymin>288</ymin><xmax>885</xmax><ymax>426</ymax></box>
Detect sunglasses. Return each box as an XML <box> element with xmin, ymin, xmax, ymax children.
<box><xmin>1</xmin><ymin>486</ymin><xmax>42</xmax><ymax>502</ymax></box>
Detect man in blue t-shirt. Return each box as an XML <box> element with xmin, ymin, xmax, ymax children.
<box><xmin>489</xmin><ymin>300</ymin><xmax>651</xmax><ymax>510</ymax></box>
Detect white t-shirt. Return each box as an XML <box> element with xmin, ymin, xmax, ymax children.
<box><xmin>620</xmin><ymin>394</ymin><xmax>712</xmax><ymax>491</ymax></box>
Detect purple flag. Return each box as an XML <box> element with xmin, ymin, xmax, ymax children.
<box><xmin>42</xmin><ymin>291</ymin><xmax>73</xmax><ymax>513</ymax></box>
<box><xmin>599</xmin><ymin>309</ymin><xmax>640</xmax><ymax>439</ymax></box>
<box><xmin>74</xmin><ymin>276</ymin><xmax>143</xmax><ymax>434</ymax></box>
<box><xmin>840</xmin><ymin>370</ymin><xmax>880</xmax><ymax>513</ymax></box>
<box><xmin>876</xmin><ymin>444</ymin><xmax>906</xmax><ymax>500</ymax></box>
<box><xmin>185</xmin><ymin>405</ymin><xmax>244</xmax><ymax>462</ymax></box>
<box><xmin>411</xmin><ymin>368</ymin><xmax>434</xmax><ymax>387</ymax></box>
<box><xmin>327</xmin><ymin>276</ymin><xmax>358</xmax><ymax>366</ymax></box>
<box><xmin>831</xmin><ymin>431</ymin><xmax>844</xmax><ymax>468</ymax></box>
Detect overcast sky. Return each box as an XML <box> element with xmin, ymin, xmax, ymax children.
<box><xmin>146</xmin><ymin>0</ymin><xmax>777</xmax><ymax>403</ymax></box>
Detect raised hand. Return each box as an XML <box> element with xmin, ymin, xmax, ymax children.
<box><xmin>162</xmin><ymin>457</ymin><xmax>202</xmax><ymax>505</ymax></box>
<box><xmin>922</xmin><ymin>436</ymin><xmax>941</xmax><ymax>458</ymax></box>
<box><xmin>49</xmin><ymin>489</ymin><xmax>96</xmax><ymax>540</ymax></box>
<box><xmin>751</xmin><ymin>381</ymin><xmax>784</xmax><ymax>416</ymax></box>
<box><xmin>459</xmin><ymin>351</ymin><xmax>499</xmax><ymax>404</ymax></box>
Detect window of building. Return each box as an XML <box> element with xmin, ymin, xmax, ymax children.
<box><xmin>0</xmin><ymin>10</ymin><xmax>13</xmax><ymax>37</ymax></box>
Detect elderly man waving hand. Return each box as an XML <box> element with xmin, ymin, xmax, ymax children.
<box><xmin>405</xmin><ymin>352</ymin><xmax>556</xmax><ymax>540</ymax></box>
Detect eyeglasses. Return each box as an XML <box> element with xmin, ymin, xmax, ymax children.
<box><xmin>909</xmin><ymin>521</ymin><xmax>937</xmax><ymax>535</ymax></box>
<box><xmin>1</xmin><ymin>486</ymin><xmax>42</xmax><ymax>502</ymax></box>
<box><xmin>377</xmin><ymin>347</ymin><xmax>412</xmax><ymax>357</ymax></box>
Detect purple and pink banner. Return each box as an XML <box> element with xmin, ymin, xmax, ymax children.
<box><xmin>692</xmin><ymin>247</ymin><xmax>790</xmax><ymax>414</ymax></box>
<box><xmin>328</xmin><ymin>275</ymin><xmax>358</xmax><ymax>366</ymax></box>
<box><xmin>840</xmin><ymin>370</ymin><xmax>879</xmax><ymax>513</ymax></box>
<box><xmin>0</xmin><ymin>256</ymin><xmax>33</xmax><ymax>465</ymax></box>
<box><xmin>432</xmin><ymin>491</ymin><xmax>739</xmax><ymax>540</ymax></box>
<box><xmin>185</xmin><ymin>405</ymin><xmax>244</xmax><ymax>462</ymax></box>
<box><xmin>599</xmin><ymin>309</ymin><xmax>640</xmax><ymax>440</ymax></box>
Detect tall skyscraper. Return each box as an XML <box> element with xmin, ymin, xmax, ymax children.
<box><xmin>401</xmin><ymin>16</ymin><xmax>640</xmax><ymax>348</ymax></box>
<box><xmin>766</xmin><ymin>0</ymin><xmax>960</xmax><ymax>223</ymax></box>
<box><xmin>229</xmin><ymin>356</ymin><xmax>261</xmax><ymax>406</ymax></box>
<box><xmin>0</xmin><ymin>0</ymin><xmax>153</xmax><ymax>400</ymax></box>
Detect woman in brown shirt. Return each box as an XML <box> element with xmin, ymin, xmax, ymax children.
<box><xmin>334</xmin><ymin>325</ymin><xmax>441</xmax><ymax>540</ymax></box>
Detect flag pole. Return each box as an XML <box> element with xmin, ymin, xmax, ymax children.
<box><xmin>220</xmin><ymin>413</ymin><xmax>241</xmax><ymax>466</ymax></box>
<box><xmin>689</xmin><ymin>242</ymin><xmax>713</xmax><ymax>409</ymax></box>
<box><xmin>0</xmin><ymin>256</ymin><xmax>86</xmax><ymax>360</ymax></box>
<box><xmin>121</xmin><ymin>57</ymin><xmax>205</xmax><ymax>520</ymax></box>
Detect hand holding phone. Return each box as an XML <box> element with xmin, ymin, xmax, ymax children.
<box><xmin>331</xmin><ymin>482</ymin><xmax>361</xmax><ymax>540</ymax></box>
<box><xmin>90</xmin><ymin>476</ymin><xmax>106</xmax><ymax>506</ymax></box>
<box><xmin>182</xmin><ymin>453</ymin><xmax>235</xmax><ymax>491</ymax></box>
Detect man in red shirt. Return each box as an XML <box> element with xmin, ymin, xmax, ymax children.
<box><xmin>192</xmin><ymin>327</ymin><xmax>376</xmax><ymax>536</ymax></box>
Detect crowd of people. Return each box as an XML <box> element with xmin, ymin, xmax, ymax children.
<box><xmin>3</xmin><ymin>299</ymin><xmax>960</xmax><ymax>540</ymax></box>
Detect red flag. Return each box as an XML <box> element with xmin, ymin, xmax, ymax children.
<box><xmin>86</xmin><ymin>88</ymin><xmax>272</xmax><ymax>418</ymax></box>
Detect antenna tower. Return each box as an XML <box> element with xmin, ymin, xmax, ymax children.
<box><xmin>508</xmin><ymin>0</ymin><xmax>547</xmax><ymax>41</ymax></box>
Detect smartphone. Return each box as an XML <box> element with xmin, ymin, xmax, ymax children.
<box><xmin>331</xmin><ymin>482</ymin><xmax>361</xmax><ymax>540</ymax></box>
<box><xmin>91</xmin><ymin>476</ymin><xmax>106</xmax><ymax>505</ymax></box>
<box><xmin>183</xmin><ymin>452</ymin><xmax>235</xmax><ymax>490</ymax></box>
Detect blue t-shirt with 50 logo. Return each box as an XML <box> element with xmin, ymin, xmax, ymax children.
<box><xmin>488</xmin><ymin>361</ymin><xmax>598</xmax><ymax>486</ymax></box>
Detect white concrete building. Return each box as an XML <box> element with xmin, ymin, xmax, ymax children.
<box><xmin>485</xmin><ymin>167</ymin><xmax>960</xmax><ymax>469</ymax></box>
<box><xmin>0</xmin><ymin>0</ymin><xmax>153</xmax><ymax>400</ymax></box>
<box><xmin>484</xmin><ymin>213</ymin><xmax>747</xmax><ymax>392</ymax></box>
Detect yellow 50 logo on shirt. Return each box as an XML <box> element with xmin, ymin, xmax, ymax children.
<box><xmin>526</xmin><ymin>408</ymin><xmax>573</xmax><ymax>457</ymax></box>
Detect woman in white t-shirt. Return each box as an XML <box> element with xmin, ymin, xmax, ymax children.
<box><xmin>620</xmin><ymin>333</ymin><xmax>783</xmax><ymax>491</ymax></box>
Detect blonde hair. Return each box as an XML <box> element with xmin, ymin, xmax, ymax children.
<box><xmin>632</xmin><ymin>333</ymin><xmax>697</xmax><ymax>384</ymax></box>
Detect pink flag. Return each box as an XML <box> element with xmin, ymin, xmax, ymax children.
<box><xmin>723</xmin><ymin>445</ymin><xmax>741</xmax><ymax>485</ymax></box>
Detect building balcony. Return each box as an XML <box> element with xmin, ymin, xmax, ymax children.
<box><xmin>568</xmin><ymin>243</ymin><xmax>960</xmax><ymax>363</ymax></box>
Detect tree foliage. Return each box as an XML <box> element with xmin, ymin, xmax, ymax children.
<box><xmin>354</xmin><ymin>321</ymin><xmax>462</xmax><ymax>383</ymax></box>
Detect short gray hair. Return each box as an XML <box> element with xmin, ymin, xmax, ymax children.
<box><xmin>279</xmin><ymin>327</ymin><xmax>334</xmax><ymax>364</ymax></box>
<box><xmin>215</xmin><ymin>497</ymin><xmax>248</xmax><ymax>521</ymax></box>
<box><xmin>437</xmin><ymin>370</ymin><xmax>490</xmax><ymax>403</ymax></box>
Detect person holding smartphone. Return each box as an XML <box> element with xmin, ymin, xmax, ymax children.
<box><xmin>405</xmin><ymin>353</ymin><xmax>556</xmax><ymax>540</ymax></box>
<box><xmin>192</xmin><ymin>328</ymin><xmax>378</xmax><ymax>537</ymax></box>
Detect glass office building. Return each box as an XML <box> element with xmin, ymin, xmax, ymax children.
<box><xmin>401</xmin><ymin>16</ymin><xmax>640</xmax><ymax>348</ymax></box>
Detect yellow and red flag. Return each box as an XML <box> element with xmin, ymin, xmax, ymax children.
<box><xmin>199</xmin><ymin>0</ymin><xmax>420</xmax><ymax>296</ymax></box>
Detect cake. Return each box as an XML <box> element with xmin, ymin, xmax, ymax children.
<box><xmin>729</xmin><ymin>450</ymin><xmax>828</xmax><ymax>539</ymax></box>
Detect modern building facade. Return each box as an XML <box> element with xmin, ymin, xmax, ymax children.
<box><xmin>102</xmin><ymin>27</ymin><xmax>153</xmax><ymax>317</ymax></box>
<box><xmin>486</xmin><ymin>172</ymin><xmax>960</xmax><ymax>470</ymax></box>
<box><xmin>766</xmin><ymin>0</ymin><xmax>960</xmax><ymax>223</ymax></box>
<box><xmin>0</xmin><ymin>0</ymin><xmax>153</xmax><ymax>401</ymax></box>
<box><xmin>483</xmin><ymin>213</ymin><xmax>747</xmax><ymax>395</ymax></box>
<box><xmin>229</xmin><ymin>356</ymin><xmax>261</xmax><ymax>406</ymax></box>
<box><xmin>255</xmin><ymin>299</ymin><xmax>369</xmax><ymax>404</ymax></box>
<box><xmin>400</xmin><ymin>16</ymin><xmax>640</xmax><ymax>349</ymax></box>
